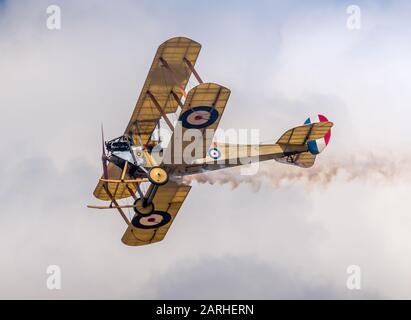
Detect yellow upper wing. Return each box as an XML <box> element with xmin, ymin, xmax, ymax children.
<box><xmin>121</xmin><ymin>181</ymin><xmax>191</xmax><ymax>246</ymax></box>
<box><xmin>93</xmin><ymin>37</ymin><xmax>201</xmax><ymax>200</ymax></box>
<box><xmin>125</xmin><ymin>37</ymin><xmax>201</xmax><ymax>144</ymax></box>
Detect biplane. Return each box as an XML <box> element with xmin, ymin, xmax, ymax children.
<box><xmin>88</xmin><ymin>37</ymin><xmax>333</xmax><ymax>246</ymax></box>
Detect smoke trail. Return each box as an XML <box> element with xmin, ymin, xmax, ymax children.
<box><xmin>182</xmin><ymin>152</ymin><xmax>409</xmax><ymax>191</ymax></box>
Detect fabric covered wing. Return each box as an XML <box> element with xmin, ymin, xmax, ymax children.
<box><xmin>93</xmin><ymin>162</ymin><xmax>138</xmax><ymax>200</ymax></box>
<box><xmin>125</xmin><ymin>37</ymin><xmax>201</xmax><ymax>144</ymax></box>
<box><xmin>162</xmin><ymin>82</ymin><xmax>231</xmax><ymax>165</ymax></box>
<box><xmin>121</xmin><ymin>181</ymin><xmax>191</xmax><ymax>246</ymax></box>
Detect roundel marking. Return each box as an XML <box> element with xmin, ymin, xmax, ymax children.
<box><xmin>131</xmin><ymin>211</ymin><xmax>171</xmax><ymax>229</ymax></box>
<box><xmin>208</xmin><ymin>147</ymin><xmax>221</xmax><ymax>160</ymax></box>
<box><xmin>180</xmin><ymin>106</ymin><xmax>219</xmax><ymax>129</ymax></box>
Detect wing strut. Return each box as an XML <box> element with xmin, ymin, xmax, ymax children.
<box><xmin>147</xmin><ymin>91</ymin><xmax>174</xmax><ymax>132</ymax></box>
<box><xmin>102</xmin><ymin>185</ymin><xmax>131</xmax><ymax>226</ymax></box>
<box><xmin>159</xmin><ymin>57</ymin><xmax>187</xmax><ymax>97</ymax></box>
<box><xmin>183</xmin><ymin>57</ymin><xmax>203</xmax><ymax>84</ymax></box>
<box><xmin>171</xmin><ymin>90</ymin><xmax>184</xmax><ymax>108</ymax></box>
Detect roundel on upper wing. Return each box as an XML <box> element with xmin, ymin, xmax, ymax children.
<box><xmin>131</xmin><ymin>211</ymin><xmax>171</xmax><ymax>229</ymax></box>
<box><xmin>179</xmin><ymin>106</ymin><xmax>219</xmax><ymax>129</ymax></box>
<box><xmin>304</xmin><ymin>114</ymin><xmax>331</xmax><ymax>155</ymax></box>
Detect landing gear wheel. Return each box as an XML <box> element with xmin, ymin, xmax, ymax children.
<box><xmin>148</xmin><ymin>166</ymin><xmax>169</xmax><ymax>186</ymax></box>
<box><xmin>133</xmin><ymin>198</ymin><xmax>154</xmax><ymax>216</ymax></box>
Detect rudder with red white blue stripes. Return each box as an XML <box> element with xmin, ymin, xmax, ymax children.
<box><xmin>304</xmin><ymin>114</ymin><xmax>331</xmax><ymax>155</ymax></box>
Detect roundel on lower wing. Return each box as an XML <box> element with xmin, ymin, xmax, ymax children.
<box><xmin>304</xmin><ymin>114</ymin><xmax>331</xmax><ymax>155</ymax></box>
<box><xmin>179</xmin><ymin>106</ymin><xmax>219</xmax><ymax>129</ymax></box>
<box><xmin>208</xmin><ymin>147</ymin><xmax>221</xmax><ymax>160</ymax></box>
<box><xmin>131</xmin><ymin>211</ymin><xmax>171</xmax><ymax>229</ymax></box>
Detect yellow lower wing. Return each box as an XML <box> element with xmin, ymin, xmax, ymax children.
<box><xmin>93</xmin><ymin>162</ymin><xmax>138</xmax><ymax>200</ymax></box>
<box><xmin>121</xmin><ymin>181</ymin><xmax>191</xmax><ymax>246</ymax></box>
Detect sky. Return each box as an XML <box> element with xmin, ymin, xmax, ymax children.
<box><xmin>1</xmin><ymin>0</ymin><xmax>411</xmax><ymax>299</ymax></box>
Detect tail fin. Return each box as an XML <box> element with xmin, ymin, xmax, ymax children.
<box><xmin>275</xmin><ymin>114</ymin><xmax>333</xmax><ymax>168</ymax></box>
<box><xmin>304</xmin><ymin>115</ymin><xmax>332</xmax><ymax>155</ymax></box>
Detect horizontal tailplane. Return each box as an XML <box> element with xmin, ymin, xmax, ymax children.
<box><xmin>275</xmin><ymin>114</ymin><xmax>333</xmax><ymax>168</ymax></box>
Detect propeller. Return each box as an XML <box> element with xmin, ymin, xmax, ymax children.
<box><xmin>101</xmin><ymin>124</ymin><xmax>109</xmax><ymax>180</ymax></box>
